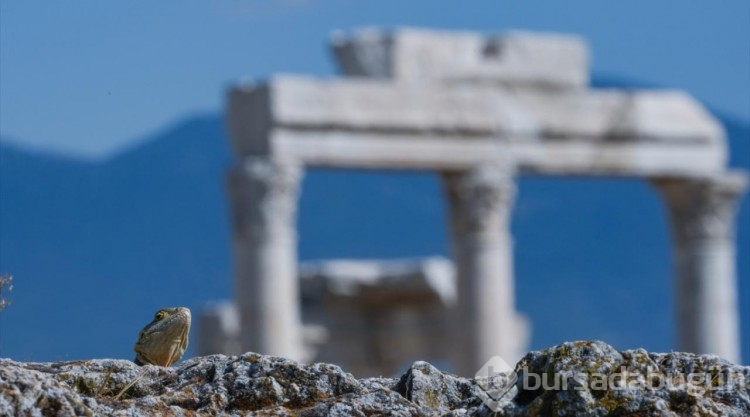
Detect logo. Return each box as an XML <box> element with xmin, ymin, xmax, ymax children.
<box><xmin>475</xmin><ymin>356</ymin><xmax>518</xmax><ymax>411</ymax></box>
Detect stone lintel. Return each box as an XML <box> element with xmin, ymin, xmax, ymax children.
<box><xmin>227</xmin><ymin>76</ymin><xmax>726</xmax><ymax>176</ymax></box>
<box><xmin>330</xmin><ymin>27</ymin><xmax>589</xmax><ymax>89</ymax></box>
<box><xmin>227</xmin><ymin>75</ymin><xmax>534</xmax><ymax>158</ymax></box>
<box><xmin>271</xmin><ymin>130</ymin><xmax>725</xmax><ymax>176</ymax></box>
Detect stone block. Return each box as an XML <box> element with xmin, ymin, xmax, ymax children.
<box><xmin>331</xmin><ymin>27</ymin><xmax>589</xmax><ymax>89</ymax></box>
<box><xmin>228</xmin><ymin>76</ymin><xmax>726</xmax><ymax>175</ymax></box>
<box><xmin>299</xmin><ymin>257</ymin><xmax>456</xmax><ymax>306</ymax></box>
<box><xmin>197</xmin><ymin>301</ymin><xmax>242</xmax><ymax>356</ymax></box>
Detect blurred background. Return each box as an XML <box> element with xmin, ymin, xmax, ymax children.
<box><xmin>0</xmin><ymin>1</ymin><xmax>748</xmax><ymax>368</ymax></box>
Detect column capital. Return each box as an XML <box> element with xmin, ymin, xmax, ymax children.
<box><xmin>443</xmin><ymin>164</ymin><xmax>517</xmax><ymax>237</ymax></box>
<box><xmin>228</xmin><ymin>157</ymin><xmax>304</xmax><ymax>240</ymax></box>
<box><xmin>654</xmin><ymin>171</ymin><xmax>748</xmax><ymax>242</ymax></box>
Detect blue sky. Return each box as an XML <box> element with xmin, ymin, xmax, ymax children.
<box><xmin>1</xmin><ymin>1</ymin><xmax>749</xmax><ymax>158</ymax></box>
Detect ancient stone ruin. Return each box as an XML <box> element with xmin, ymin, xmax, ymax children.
<box><xmin>201</xmin><ymin>28</ymin><xmax>748</xmax><ymax>376</ymax></box>
<box><xmin>200</xmin><ymin>257</ymin><xmax>469</xmax><ymax>377</ymax></box>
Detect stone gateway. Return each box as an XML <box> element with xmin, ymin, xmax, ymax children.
<box><xmin>210</xmin><ymin>28</ymin><xmax>747</xmax><ymax>375</ymax></box>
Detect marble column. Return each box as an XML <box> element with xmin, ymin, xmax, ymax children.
<box><xmin>655</xmin><ymin>173</ymin><xmax>748</xmax><ymax>363</ymax></box>
<box><xmin>443</xmin><ymin>164</ymin><xmax>519</xmax><ymax>375</ymax></box>
<box><xmin>227</xmin><ymin>157</ymin><xmax>304</xmax><ymax>360</ymax></box>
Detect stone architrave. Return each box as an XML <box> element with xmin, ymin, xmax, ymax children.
<box><xmin>655</xmin><ymin>173</ymin><xmax>748</xmax><ymax>364</ymax></box>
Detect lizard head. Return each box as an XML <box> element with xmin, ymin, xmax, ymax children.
<box><xmin>134</xmin><ymin>307</ymin><xmax>191</xmax><ymax>367</ymax></box>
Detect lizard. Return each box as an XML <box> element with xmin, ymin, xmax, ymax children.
<box><xmin>133</xmin><ymin>307</ymin><xmax>191</xmax><ymax>367</ymax></box>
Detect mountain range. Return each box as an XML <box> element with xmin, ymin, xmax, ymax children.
<box><xmin>0</xmin><ymin>78</ymin><xmax>748</xmax><ymax>367</ymax></box>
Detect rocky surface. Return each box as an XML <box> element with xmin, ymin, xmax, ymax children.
<box><xmin>1</xmin><ymin>341</ymin><xmax>748</xmax><ymax>416</ymax></box>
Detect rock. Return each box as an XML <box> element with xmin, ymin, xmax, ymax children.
<box><xmin>0</xmin><ymin>353</ymin><xmax>423</xmax><ymax>417</ymax></box>
<box><xmin>394</xmin><ymin>361</ymin><xmax>483</xmax><ymax>414</ymax></box>
<box><xmin>504</xmin><ymin>341</ymin><xmax>750</xmax><ymax>417</ymax></box>
<box><xmin>1</xmin><ymin>341</ymin><xmax>748</xmax><ymax>416</ymax></box>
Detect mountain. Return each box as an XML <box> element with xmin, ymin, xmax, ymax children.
<box><xmin>0</xmin><ymin>118</ymin><xmax>230</xmax><ymax>361</ymax></box>
<box><xmin>1</xmin><ymin>86</ymin><xmax>748</xmax><ymax>366</ymax></box>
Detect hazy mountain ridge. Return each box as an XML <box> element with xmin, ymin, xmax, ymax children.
<box><xmin>0</xmin><ymin>118</ymin><xmax>234</xmax><ymax>361</ymax></box>
<box><xmin>0</xmin><ymin>89</ymin><xmax>748</xmax><ymax>366</ymax></box>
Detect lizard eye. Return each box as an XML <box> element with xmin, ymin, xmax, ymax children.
<box><xmin>155</xmin><ymin>311</ymin><xmax>166</xmax><ymax>320</ymax></box>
